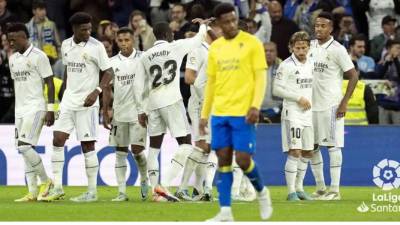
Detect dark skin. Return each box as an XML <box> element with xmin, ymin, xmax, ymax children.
<box><xmin>314</xmin><ymin>17</ymin><xmax>358</xmax><ymax>149</ymax></box>
<box><xmin>198</xmin><ymin>11</ymin><xmax>262</xmax><ymax>171</ymax></box>
<box><xmin>7</xmin><ymin>31</ymin><xmax>55</xmax><ymax>146</ymax></box>
<box><xmin>53</xmin><ymin>22</ymin><xmax>114</xmax><ymax>153</ymax></box>
<box><xmin>103</xmin><ymin>31</ymin><xmax>145</xmax><ymax>154</ymax></box>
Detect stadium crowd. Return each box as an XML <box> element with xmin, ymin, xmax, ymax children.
<box><xmin>0</xmin><ymin>0</ymin><xmax>399</xmax><ymax>125</ymax></box>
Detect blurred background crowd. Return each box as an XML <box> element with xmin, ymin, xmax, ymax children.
<box><xmin>0</xmin><ymin>0</ymin><xmax>399</xmax><ymax>125</ymax></box>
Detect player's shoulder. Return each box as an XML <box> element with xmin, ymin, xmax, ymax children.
<box><xmin>110</xmin><ymin>54</ymin><xmax>119</xmax><ymax>63</ymax></box>
<box><xmin>241</xmin><ymin>31</ymin><xmax>262</xmax><ymax>44</ymax></box>
<box><xmin>30</xmin><ymin>46</ymin><xmax>47</xmax><ymax>59</ymax></box>
<box><xmin>86</xmin><ymin>37</ymin><xmax>104</xmax><ymax>48</ymax></box>
<box><xmin>61</xmin><ymin>37</ymin><xmax>73</xmax><ymax>48</ymax></box>
<box><xmin>281</xmin><ymin>56</ymin><xmax>296</xmax><ymax>68</ymax></box>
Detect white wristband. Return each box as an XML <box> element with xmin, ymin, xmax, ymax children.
<box><xmin>47</xmin><ymin>104</ymin><xmax>55</xmax><ymax>112</ymax></box>
<box><xmin>96</xmin><ymin>87</ymin><xmax>102</xmax><ymax>93</ymax></box>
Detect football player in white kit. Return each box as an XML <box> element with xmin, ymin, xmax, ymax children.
<box><xmin>176</xmin><ymin>23</ymin><xmax>221</xmax><ymax>201</ymax></box>
<box><xmin>102</xmin><ymin>27</ymin><xmax>149</xmax><ymax>202</ymax></box>
<box><xmin>273</xmin><ymin>31</ymin><xmax>314</xmax><ymax>201</ymax></box>
<box><xmin>307</xmin><ymin>12</ymin><xmax>358</xmax><ymax>200</ymax></box>
<box><xmin>44</xmin><ymin>12</ymin><xmax>114</xmax><ymax>202</ymax></box>
<box><xmin>134</xmin><ymin>18</ymin><xmax>210</xmax><ymax>202</ymax></box>
<box><xmin>8</xmin><ymin>23</ymin><xmax>54</xmax><ymax>202</ymax></box>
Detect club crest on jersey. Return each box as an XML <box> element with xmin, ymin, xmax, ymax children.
<box><xmin>239</xmin><ymin>43</ymin><xmax>244</xmax><ymax>48</ymax></box>
<box><xmin>189</xmin><ymin>56</ymin><xmax>196</xmax><ymax>65</ymax></box>
<box><xmin>115</xmin><ymin>68</ymin><xmax>120</xmax><ymax>73</ymax></box>
<box><xmin>295</xmin><ymin>71</ymin><xmax>300</xmax><ymax>75</ymax></box>
<box><xmin>82</xmin><ymin>53</ymin><xmax>89</xmax><ymax>61</ymax></box>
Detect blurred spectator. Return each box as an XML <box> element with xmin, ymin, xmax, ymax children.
<box><xmin>351</xmin><ymin>0</ymin><xmax>369</xmax><ymax>37</ymax></box>
<box><xmin>185</xmin><ymin>0</ymin><xmax>220</xmax><ymax>19</ymax></box>
<box><xmin>169</xmin><ymin>3</ymin><xmax>191</xmax><ymax>40</ymax></box>
<box><xmin>100</xmin><ymin>37</ymin><xmax>114</xmax><ymax>58</ymax></box>
<box><xmin>45</xmin><ymin>0</ymin><xmax>68</xmax><ymax>40</ymax></box>
<box><xmin>248</xmin><ymin>2</ymin><xmax>271</xmax><ymax>43</ymax></box>
<box><xmin>129</xmin><ymin>10</ymin><xmax>156</xmax><ymax>51</ymax></box>
<box><xmin>378</xmin><ymin>39</ymin><xmax>400</xmax><ymax>124</ymax></box>
<box><xmin>370</xmin><ymin>15</ymin><xmax>397</xmax><ymax>62</ymax></box>
<box><xmin>269</xmin><ymin>0</ymin><xmax>299</xmax><ymax>59</ymax></box>
<box><xmin>337</xmin><ymin>0</ymin><xmax>353</xmax><ymax>15</ymax></box>
<box><xmin>97</xmin><ymin>19</ymin><xmax>111</xmax><ymax>39</ymax></box>
<box><xmin>6</xmin><ymin>0</ymin><xmax>32</xmax><ymax>23</ymax></box>
<box><xmin>349</xmin><ymin>34</ymin><xmax>377</xmax><ymax>79</ymax></box>
<box><xmin>293</xmin><ymin>0</ymin><xmax>322</xmax><ymax>35</ymax></box>
<box><xmin>0</xmin><ymin>0</ymin><xmax>17</xmax><ymax>33</ymax></box>
<box><xmin>70</xmin><ymin>0</ymin><xmax>111</xmax><ymax>32</ymax></box>
<box><xmin>283</xmin><ymin>0</ymin><xmax>301</xmax><ymax>20</ymax></box>
<box><xmin>103</xmin><ymin>21</ymin><xmax>119</xmax><ymax>55</ymax></box>
<box><xmin>260</xmin><ymin>42</ymin><xmax>282</xmax><ymax>123</ymax></box>
<box><xmin>366</xmin><ymin>0</ymin><xmax>399</xmax><ymax>40</ymax></box>
<box><xmin>0</xmin><ymin>33</ymin><xmax>13</xmax><ymax>123</ymax></box>
<box><xmin>26</xmin><ymin>0</ymin><xmax>61</xmax><ymax>62</ymax></box>
<box><xmin>334</xmin><ymin>14</ymin><xmax>357</xmax><ymax>49</ymax></box>
<box><xmin>108</xmin><ymin>0</ymin><xmax>135</xmax><ymax>27</ymax></box>
<box><xmin>342</xmin><ymin>62</ymin><xmax>379</xmax><ymax>125</ymax></box>
<box><xmin>150</xmin><ymin>0</ymin><xmax>171</xmax><ymax>26</ymax></box>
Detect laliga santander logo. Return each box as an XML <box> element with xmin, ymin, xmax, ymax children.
<box><xmin>373</xmin><ymin>159</ymin><xmax>400</xmax><ymax>191</ymax></box>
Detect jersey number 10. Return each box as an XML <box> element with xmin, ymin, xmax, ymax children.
<box><xmin>150</xmin><ymin>60</ymin><xmax>177</xmax><ymax>89</ymax></box>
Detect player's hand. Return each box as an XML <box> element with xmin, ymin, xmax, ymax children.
<box><xmin>192</xmin><ymin>17</ymin><xmax>215</xmax><ymax>25</ymax></box>
<box><xmin>138</xmin><ymin>113</ymin><xmax>148</xmax><ymax>128</ymax></box>
<box><xmin>336</xmin><ymin>101</ymin><xmax>347</xmax><ymax>119</ymax></box>
<box><xmin>83</xmin><ymin>90</ymin><xmax>100</xmax><ymax>107</ymax></box>
<box><xmin>199</xmin><ymin>118</ymin><xmax>208</xmax><ymax>136</ymax></box>
<box><xmin>246</xmin><ymin>107</ymin><xmax>260</xmax><ymax>124</ymax></box>
<box><xmin>102</xmin><ymin>108</ymin><xmax>112</xmax><ymax>130</ymax></box>
<box><xmin>297</xmin><ymin>97</ymin><xmax>311</xmax><ymax>111</ymax></box>
<box><xmin>44</xmin><ymin>111</ymin><xmax>55</xmax><ymax>126</ymax></box>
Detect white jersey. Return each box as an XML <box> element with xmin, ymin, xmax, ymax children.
<box><xmin>10</xmin><ymin>44</ymin><xmax>53</xmax><ymax>118</ymax></box>
<box><xmin>309</xmin><ymin>37</ymin><xmax>354</xmax><ymax>111</ymax></box>
<box><xmin>137</xmin><ymin>24</ymin><xmax>207</xmax><ymax>111</ymax></box>
<box><xmin>110</xmin><ymin>49</ymin><xmax>142</xmax><ymax>122</ymax></box>
<box><xmin>185</xmin><ymin>42</ymin><xmax>209</xmax><ymax>103</ymax></box>
<box><xmin>61</xmin><ymin>36</ymin><xmax>111</xmax><ymax>111</ymax></box>
<box><xmin>274</xmin><ymin>54</ymin><xmax>313</xmax><ymax>126</ymax></box>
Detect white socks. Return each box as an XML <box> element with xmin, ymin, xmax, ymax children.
<box><xmin>328</xmin><ymin>147</ymin><xmax>342</xmax><ymax>193</ymax></box>
<box><xmin>165</xmin><ymin>144</ymin><xmax>192</xmax><ymax>186</ymax></box>
<box><xmin>51</xmin><ymin>146</ymin><xmax>65</xmax><ymax>190</ymax></box>
<box><xmin>180</xmin><ymin>147</ymin><xmax>207</xmax><ymax>191</ymax></box>
<box><xmin>134</xmin><ymin>151</ymin><xmax>148</xmax><ymax>183</ymax></box>
<box><xmin>18</xmin><ymin>145</ymin><xmax>48</xmax><ymax>184</ymax></box>
<box><xmin>232</xmin><ymin>156</ymin><xmax>243</xmax><ymax>197</ymax></box>
<box><xmin>205</xmin><ymin>150</ymin><xmax>218</xmax><ymax>191</ymax></box>
<box><xmin>148</xmin><ymin>147</ymin><xmax>160</xmax><ymax>188</ymax></box>
<box><xmin>284</xmin><ymin>155</ymin><xmax>299</xmax><ymax>194</ymax></box>
<box><xmin>310</xmin><ymin>149</ymin><xmax>326</xmax><ymax>191</ymax></box>
<box><xmin>84</xmin><ymin>151</ymin><xmax>99</xmax><ymax>194</ymax></box>
<box><xmin>23</xmin><ymin>157</ymin><xmax>38</xmax><ymax>196</ymax></box>
<box><xmin>115</xmin><ymin>151</ymin><xmax>128</xmax><ymax>194</ymax></box>
<box><xmin>295</xmin><ymin>157</ymin><xmax>310</xmax><ymax>192</ymax></box>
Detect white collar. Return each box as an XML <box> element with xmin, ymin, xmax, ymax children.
<box><xmin>318</xmin><ymin>36</ymin><xmax>334</xmax><ymax>49</ymax></box>
<box><xmin>71</xmin><ymin>36</ymin><xmax>88</xmax><ymax>47</ymax></box>
<box><xmin>21</xmin><ymin>44</ymin><xmax>34</xmax><ymax>57</ymax></box>
<box><xmin>290</xmin><ymin>53</ymin><xmax>306</xmax><ymax>65</ymax></box>
<box><xmin>118</xmin><ymin>48</ymin><xmax>137</xmax><ymax>60</ymax></box>
<box><xmin>153</xmin><ymin>40</ymin><xmax>168</xmax><ymax>46</ymax></box>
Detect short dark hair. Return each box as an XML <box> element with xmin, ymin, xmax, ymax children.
<box><xmin>238</xmin><ymin>20</ymin><xmax>249</xmax><ymax>32</ymax></box>
<box><xmin>349</xmin><ymin>34</ymin><xmax>366</xmax><ymax>47</ymax></box>
<box><xmin>69</xmin><ymin>12</ymin><xmax>92</xmax><ymax>26</ymax></box>
<box><xmin>317</xmin><ymin>11</ymin><xmax>334</xmax><ymax>22</ymax></box>
<box><xmin>153</xmin><ymin>22</ymin><xmax>171</xmax><ymax>40</ymax></box>
<box><xmin>213</xmin><ymin>3</ymin><xmax>235</xmax><ymax>18</ymax></box>
<box><xmin>117</xmin><ymin>27</ymin><xmax>134</xmax><ymax>36</ymax></box>
<box><xmin>6</xmin><ymin>23</ymin><xmax>29</xmax><ymax>38</ymax></box>
<box><xmin>386</xmin><ymin>39</ymin><xmax>400</xmax><ymax>49</ymax></box>
<box><xmin>172</xmin><ymin>3</ymin><xmax>186</xmax><ymax>11</ymax></box>
<box><xmin>129</xmin><ymin>10</ymin><xmax>145</xmax><ymax>22</ymax></box>
<box><xmin>32</xmin><ymin>0</ymin><xmax>46</xmax><ymax>9</ymax></box>
<box><xmin>243</xmin><ymin>18</ymin><xmax>257</xmax><ymax>27</ymax></box>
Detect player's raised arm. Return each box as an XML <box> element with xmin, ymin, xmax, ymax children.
<box><xmin>175</xmin><ymin>18</ymin><xmax>209</xmax><ymax>56</ymax></box>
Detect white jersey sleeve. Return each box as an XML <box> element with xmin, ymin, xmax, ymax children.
<box><xmin>36</xmin><ymin>52</ymin><xmax>53</xmax><ymax>79</ymax></box>
<box><xmin>186</xmin><ymin>48</ymin><xmax>200</xmax><ymax>71</ymax></box>
<box><xmin>335</xmin><ymin>45</ymin><xmax>354</xmax><ymax>73</ymax></box>
<box><xmin>96</xmin><ymin>43</ymin><xmax>111</xmax><ymax>71</ymax></box>
<box><xmin>273</xmin><ymin>62</ymin><xmax>301</xmax><ymax>102</ymax></box>
<box><xmin>172</xmin><ymin>24</ymin><xmax>207</xmax><ymax>57</ymax></box>
<box><xmin>133</xmin><ymin>56</ymin><xmax>148</xmax><ymax>114</ymax></box>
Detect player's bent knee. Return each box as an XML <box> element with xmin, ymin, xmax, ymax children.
<box><xmin>195</xmin><ymin>140</ymin><xmax>210</xmax><ymax>153</ymax></box>
<box><xmin>301</xmin><ymin>150</ymin><xmax>313</xmax><ymax>158</ymax></box>
<box><xmin>149</xmin><ymin>135</ymin><xmax>164</xmax><ymax>148</ymax></box>
<box><xmin>176</xmin><ymin>134</ymin><xmax>191</xmax><ymax>145</ymax></box>
<box><xmin>17</xmin><ymin>141</ymin><xmax>31</xmax><ymax>147</ymax></box>
<box><xmin>288</xmin><ymin>149</ymin><xmax>301</xmax><ymax>158</ymax></box>
<box><xmin>81</xmin><ymin>141</ymin><xmax>95</xmax><ymax>153</ymax></box>
<box><xmin>116</xmin><ymin>147</ymin><xmax>129</xmax><ymax>153</ymax></box>
<box><xmin>131</xmin><ymin>144</ymin><xmax>145</xmax><ymax>155</ymax></box>
<box><xmin>235</xmin><ymin>152</ymin><xmax>252</xmax><ymax>170</ymax></box>
<box><xmin>53</xmin><ymin>131</ymin><xmax>68</xmax><ymax>147</ymax></box>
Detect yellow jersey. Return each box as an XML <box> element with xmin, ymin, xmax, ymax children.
<box><xmin>201</xmin><ymin>31</ymin><xmax>267</xmax><ymax>118</ymax></box>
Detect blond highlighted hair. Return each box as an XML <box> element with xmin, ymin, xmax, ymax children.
<box><xmin>289</xmin><ymin>31</ymin><xmax>311</xmax><ymax>48</ymax></box>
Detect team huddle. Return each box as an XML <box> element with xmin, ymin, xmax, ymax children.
<box><xmin>8</xmin><ymin>2</ymin><xmax>357</xmax><ymax>222</ymax></box>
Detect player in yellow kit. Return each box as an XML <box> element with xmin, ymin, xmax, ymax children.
<box><xmin>199</xmin><ymin>3</ymin><xmax>273</xmax><ymax>221</ymax></box>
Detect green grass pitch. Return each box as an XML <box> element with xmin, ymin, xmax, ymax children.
<box><xmin>0</xmin><ymin>186</ymin><xmax>399</xmax><ymax>221</ymax></box>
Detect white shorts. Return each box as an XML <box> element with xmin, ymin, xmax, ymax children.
<box><xmin>109</xmin><ymin>120</ymin><xmax>147</xmax><ymax>147</ymax></box>
<box><xmin>15</xmin><ymin>111</ymin><xmax>45</xmax><ymax>146</ymax></box>
<box><xmin>188</xmin><ymin>97</ymin><xmax>210</xmax><ymax>143</ymax></box>
<box><xmin>313</xmin><ymin>106</ymin><xmax>344</xmax><ymax>148</ymax></box>
<box><xmin>148</xmin><ymin>100</ymin><xmax>191</xmax><ymax>138</ymax></box>
<box><xmin>53</xmin><ymin>107</ymin><xmax>99</xmax><ymax>142</ymax></box>
<box><xmin>281</xmin><ymin>119</ymin><xmax>314</xmax><ymax>152</ymax></box>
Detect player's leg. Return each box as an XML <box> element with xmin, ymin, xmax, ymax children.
<box><xmin>130</xmin><ymin>122</ymin><xmax>149</xmax><ymax>201</ymax></box>
<box><xmin>232</xmin><ymin>117</ymin><xmax>272</xmax><ymax>220</ymax></box>
<box><xmin>108</xmin><ymin>121</ymin><xmax>129</xmax><ymax>201</ymax></box>
<box><xmin>15</xmin><ymin>111</ymin><xmax>52</xmax><ymax>202</ymax></box>
<box><xmin>192</xmin><ymin>140</ymin><xmax>211</xmax><ymax>201</ymax></box>
<box><xmin>70</xmin><ymin>107</ymin><xmax>99</xmax><ymax>202</ymax></box>
<box><xmin>162</xmin><ymin>101</ymin><xmax>193</xmax><ymax>187</ymax></box>
<box><xmin>207</xmin><ymin>116</ymin><xmax>234</xmax><ymax>222</ymax></box>
<box><xmin>231</xmin><ymin>154</ymin><xmax>243</xmax><ymax>200</ymax></box>
<box><xmin>310</xmin><ymin>111</ymin><xmax>327</xmax><ymax>198</ymax></box>
<box><xmin>204</xmin><ymin>148</ymin><xmax>218</xmax><ymax>201</ymax></box>
<box><xmin>295</xmin><ymin>126</ymin><xmax>314</xmax><ymax>200</ymax></box>
<box><xmin>322</xmin><ymin>114</ymin><xmax>344</xmax><ymax>200</ymax></box>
